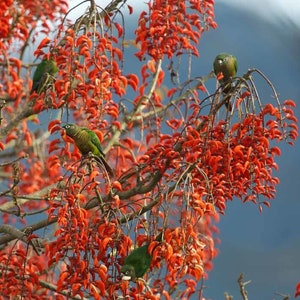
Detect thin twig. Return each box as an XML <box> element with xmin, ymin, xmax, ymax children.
<box><xmin>238</xmin><ymin>273</ymin><xmax>251</xmax><ymax>300</ymax></box>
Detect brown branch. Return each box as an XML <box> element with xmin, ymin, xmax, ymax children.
<box><xmin>0</xmin><ymin>102</ymin><xmax>35</xmax><ymax>139</ymax></box>
<box><xmin>0</xmin><ymin>217</ymin><xmax>57</xmax><ymax>247</ymax></box>
<box><xmin>38</xmin><ymin>279</ymin><xmax>89</xmax><ymax>300</ymax></box>
<box><xmin>101</xmin><ymin>0</ymin><xmax>125</xmax><ymax>16</ymax></box>
<box><xmin>0</xmin><ymin>224</ymin><xmax>44</xmax><ymax>255</ymax></box>
<box><xmin>224</xmin><ymin>292</ymin><xmax>233</xmax><ymax>300</ymax></box>
<box><xmin>0</xmin><ymin>183</ymin><xmax>57</xmax><ymax>211</ymax></box>
<box><xmin>118</xmin><ymin>197</ymin><xmax>161</xmax><ymax>224</ymax></box>
<box><xmin>118</xmin><ymin>171</ymin><xmax>163</xmax><ymax>199</ymax></box>
<box><xmin>0</xmin><ymin>225</ymin><xmax>27</xmax><ymax>241</ymax></box>
<box><xmin>274</xmin><ymin>292</ymin><xmax>290</xmax><ymax>300</ymax></box>
<box><xmin>238</xmin><ymin>273</ymin><xmax>251</xmax><ymax>300</ymax></box>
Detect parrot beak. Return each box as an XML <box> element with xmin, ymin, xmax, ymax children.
<box><xmin>121</xmin><ymin>274</ymin><xmax>132</xmax><ymax>281</ymax></box>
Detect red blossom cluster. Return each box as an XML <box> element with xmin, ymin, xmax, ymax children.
<box><xmin>0</xmin><ymin>0</ymin><xmax>67</xmax><ymax>103</ymax></box>
<box><xmin>135</xmin><ymin>0</ymin><xmax>217</xmax><ymax>60</ymax></box>
<box><xmin>0</xmin><ymin>246</ymin><xmax>53</xmax><ymax>299</ymax></box>
<box><xmin>0</xmin><ymin>0</ymin><xmax>298</xmax><ymax>299</ymax></box>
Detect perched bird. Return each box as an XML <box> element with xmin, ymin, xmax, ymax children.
<box><xmin>213</xmin><ymin>53</ymin><xmax>238</xmax><ymax>109</ymax></box>
<box><xmin>121</xmin><ymin>232</ymin><xmax>163</xmax><ymax>281</ymax></box>
<box><xmin>31</xmin><ymin>58</ymin><xmax>58</xmax><ymax>94</ymax></box>
<box><xmin>62</xmin><ymin>123</ymin><xmax>114</xmax><ymax>177</ymax></box>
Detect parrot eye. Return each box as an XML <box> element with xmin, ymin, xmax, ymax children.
<box><xmin>65</xmin><ymin>124</ymin><xmax>70</xmax><ymax>128</ymax></box>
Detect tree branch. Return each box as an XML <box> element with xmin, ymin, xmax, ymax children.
<box><xmin>238</xmin><ymin>273</ymin><xmax>251</xmax><ymax>300</ymax></box>
<box><xmin>39</xmin><ymin>279</ymin><xmax>90</xmax><ymax>300</ymax></box>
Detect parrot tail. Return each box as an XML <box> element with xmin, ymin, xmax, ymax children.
<box><xmin>99</xmin><ymin>156</ymin><xmax>114</xmax><ymax>177</ymax></box>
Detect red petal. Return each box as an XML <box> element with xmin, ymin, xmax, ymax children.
<box><xmin>283</xmin><ymin>99</ymin><xmax>296</xmax><ymax>107</ymax></box>
<box><xmin>48</xmin><ymin>119</ymin><xmax>61</xmax><ymax>133</ymax></box>
<box><xmin>295</xmin><ymin>282</ymin><xmax>300</xmax><ymax>298</ymax></box>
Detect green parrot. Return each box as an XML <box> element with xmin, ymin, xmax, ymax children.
<box><xmin>31</xmin><ymin>58</ymin><xmax>58</xmax><ymax>94</ymax></box>
<box><xmin>62</xmin><ymin>123</ymin><xmax>114</xmax><ymax>177</ymax></box>
<box><xmin>213</xmin><ymin>53</ymin><xmax>238</xmax><ymax>109</ymax></box>
<box><xmin>121</xmin><ymin>232</ymin><xmax>163</xmax><ymax>281</ymax></box>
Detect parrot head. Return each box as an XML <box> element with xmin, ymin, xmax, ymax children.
<box><xmin>62</xmin><ymin>123</ymin><xmax>78</xmax><ymax>137</ymax></box>
<box><xmin>121</xmin><ymin>264</ymin><xmax>136</xmax><ymax>281</ymax></box>
<box><xmin>213</xmin><ymin>52</ymin><xmax>238</xmax><ymax>80</ymax></box>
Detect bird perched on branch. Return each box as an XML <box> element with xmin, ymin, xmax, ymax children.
<box><xmin>62</xmin><ymin>123</ymin><xmax>114</xmax><ymax>177</ymax></box>
<box><xmin>31</xmin><ymin>58</ymin><xmax>58</xmax><ymax>94</ymax></box>
<box><xmin>213</xmin><ymin>53</ymin><xmax>238</xmax><ymax>110</ymax></box>
<box><xmin>121</xmin><ymin>232</ymin><xmax>163</xmax><ymax>281</ymax></box>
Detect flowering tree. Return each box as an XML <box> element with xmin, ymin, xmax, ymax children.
<box><xmin>0</xmin><ymin>0</ymin><xmax>298</xmax><ymax>299</ymax></box>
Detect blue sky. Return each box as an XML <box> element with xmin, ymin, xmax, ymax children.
<box><xmin>219</xmin><ymin>0</ymin><xmax>300</xmax><ymax>23</ymax></box>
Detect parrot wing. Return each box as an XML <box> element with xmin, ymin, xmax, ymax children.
<box><xmin>87</xmin><ymin>130</ymin><xmax>105</xmax><ymax>156</ymax></box>
<box><xmin>123</xmin><ymin>245</ymin><xmax>152</xmax><ymax>278</ymax></box>
<box><xmin>81</xmin><ymin>128</ymin><xmax>114</xmax><ymax>177</ymax></box>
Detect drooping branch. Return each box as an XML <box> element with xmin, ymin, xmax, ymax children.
<box><xmin>104</xmin><ymin>59</ymin><xmax>162</xmax><ymax>152</ymax></box>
